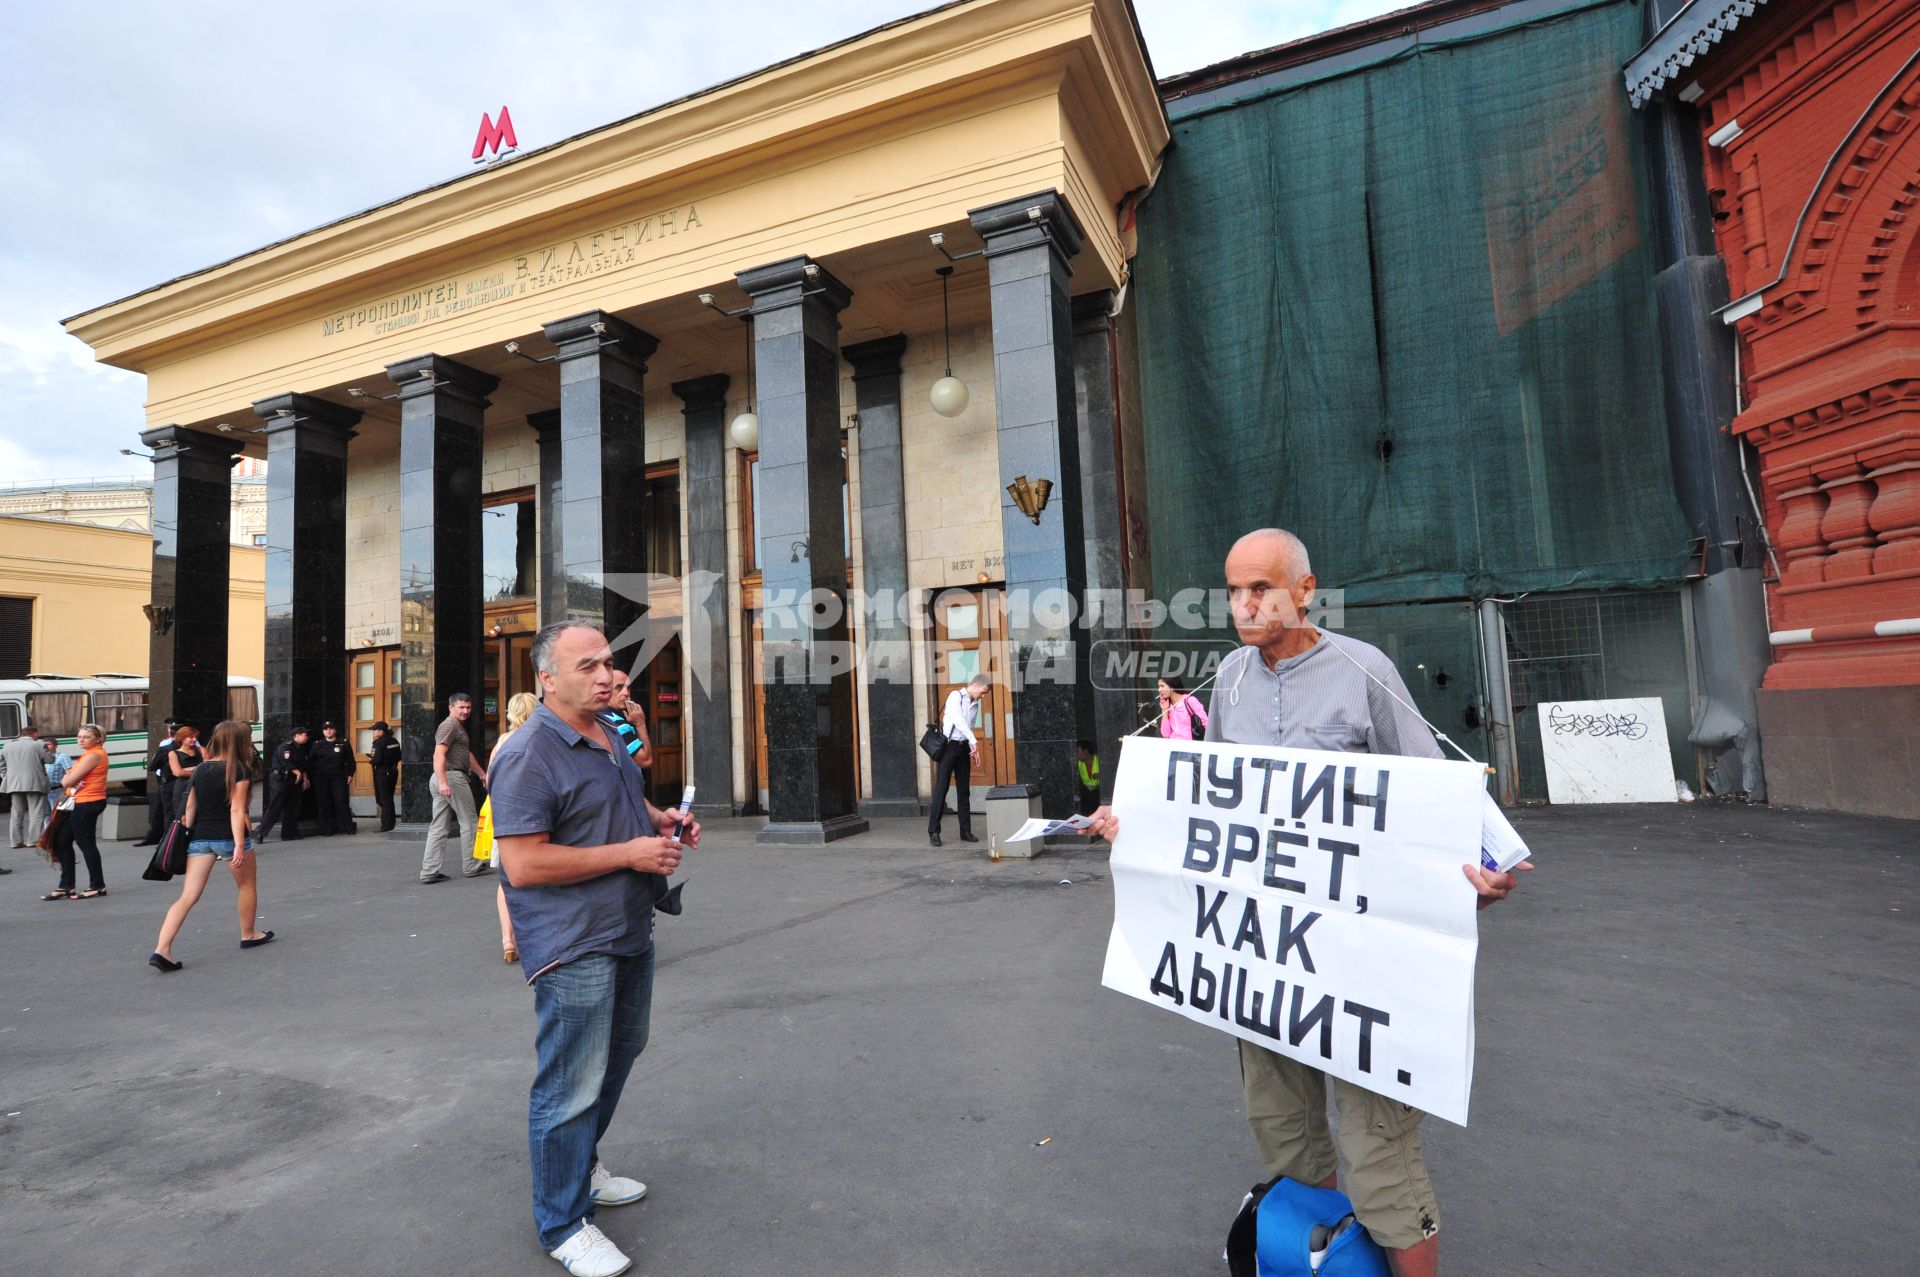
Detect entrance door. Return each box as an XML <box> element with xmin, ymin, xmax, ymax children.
<box><xmin>347</xmin><ymin>649</ymin><xmax>406</xmax><ymax>803</ymax></box>
<box><xmin>928</xmin><ymin>587</ymin><xmax>1014</xmax><ymax>799</ymax></box>
<box><xmin>480</xmin><ymin>632</ymin><xmax>536</xmax><ymax>761</ymax></box>
<box><xmin>642</xmin><ymin>637</ymin><xmax>684</xmax><ymax>807</ymax></box>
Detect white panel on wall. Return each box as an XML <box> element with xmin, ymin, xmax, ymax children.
<box><xmin>1538</xmin><ymin>697</ymin><xmax>1676</xmax><ymax>804</ymax></box>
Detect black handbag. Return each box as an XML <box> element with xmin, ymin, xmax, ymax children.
<box><xmin>919</xmin><ymin>722</ymin><xmax>947</xmax><ymax>761</ymax></box>
<box><xmin>142</xmin><ymin>819</ymin><xmax>192</xmax><ymax>881</ymax></box>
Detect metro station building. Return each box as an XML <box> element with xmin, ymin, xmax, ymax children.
<box><xmin>63</xmin><ymin>0</ymin><xmax>1166</xmax><ymax>836</ymax></box>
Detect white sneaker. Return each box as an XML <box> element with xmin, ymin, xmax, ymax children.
<box><xmin>590</xmin><ymin>1161</ymin><xmax>648</xmax><ymax>1207</ymax></box>
<box><xmin>549</xmin><ymin>1223</ymin><xmax>632</xmax><ymax>1277</ymax></box>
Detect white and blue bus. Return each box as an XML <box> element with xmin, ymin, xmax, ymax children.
<box><xmin>0</xmin><ymin>674</ymin><xmax>264</xmax><ymax>793</ymax></box>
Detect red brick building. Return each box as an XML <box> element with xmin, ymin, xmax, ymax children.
<box><xmin>1629</xmin><ymin>0</ymin><xmax>1920</xmax><ymax>817</ymax></box>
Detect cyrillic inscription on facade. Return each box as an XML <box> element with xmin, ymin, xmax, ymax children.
<box><xmin>319</xmin><ymin>204</ymin><xmax>704</xmax><ymax>339</ymax></box>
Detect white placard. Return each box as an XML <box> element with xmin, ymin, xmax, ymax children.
<box><xmin>1101</xmin><ymin>737</ymin><xmax>1486</xmax><ymax>1125</ymax></box>
<box><xmin>1537</xmin><ymin>696</ymin><xmax>1674</xmax><ymax>804</ymax></box>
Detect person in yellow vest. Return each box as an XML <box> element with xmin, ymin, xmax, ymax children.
<box><xmin>1074</xmin><ymin>739</ymin><xmax>1100</xmax><ymax>818</ymax></box>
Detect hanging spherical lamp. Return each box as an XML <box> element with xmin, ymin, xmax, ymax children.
<box><xmin>730</xmin><ymin>311</ymin><xmax>759</xmax><ymax>449</ymax></box>
<box><xmin>929</xmin><ymin>375</ymin><xmax>969</xmax><ymax>418</ymax></box>
<box><xmin>930</xmin><ymin>265</ymin><xmax>969</xmax><ymax>418</ymax></box>
<box><xmin>728</xmin><ymin>410</ymin><xmax>759</xmax><ymax>450</ymax></box>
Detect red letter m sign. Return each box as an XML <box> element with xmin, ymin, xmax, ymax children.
<box><xmin>473</xmin><ymin>106</ymin><xmax>518</xmax><ymax>161</ymax></box>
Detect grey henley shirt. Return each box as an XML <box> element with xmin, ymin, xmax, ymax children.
<box><xmin>1206</xmin><ymin>631</ymin><xmax>1444</xmax><ymax>760</ymax></box>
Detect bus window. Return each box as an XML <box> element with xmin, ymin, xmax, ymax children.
<box><xmin>94</xmin><ymin>689</ymin><xmax>148</xmax><ymax>735</ymax></box>
<box><xmin>26</xmin><ymin>692</ymin><xmax>86</xmax><ymax>738</ymax></box>
<box><xmin>228</xmin><ymin>686</ymin><xmax>259</xmax><ymax>724</ymax></box>
<box><xmin>0</xmin><ymin>702</ymin><xmax>19</xmax><ymax>737</ymax></box>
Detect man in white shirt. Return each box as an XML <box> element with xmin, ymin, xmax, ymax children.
<box><xmin>928</xmin><ymin>674</ymin><xmax>989</xmax><ymax>847</ymax></box>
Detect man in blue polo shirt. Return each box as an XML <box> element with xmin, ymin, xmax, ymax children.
<box><xmin>488</xmin><ymin>621</ymin><xmax>700</xmax><ymax>1277</ymax></box>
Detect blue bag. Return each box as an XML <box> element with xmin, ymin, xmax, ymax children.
<box><xmin>1226</xmin><ymin>1177</ymin><xmax>1392</xmax><ymax>1277</ymax></box>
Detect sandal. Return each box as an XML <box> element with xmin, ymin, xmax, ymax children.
<box><xmin>77</xmin><ymin>887</ymin><xmax>108</xmax><ymax>899</ymax></box>
<box><xmin>41</xmin><ymin>888</ymin><xmax>74</xmax><ymax>901</ymax></box>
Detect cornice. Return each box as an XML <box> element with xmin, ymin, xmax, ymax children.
<box><xmin>1624</xmin><ymin>0</ymin><xmax>1775</xmax><ymax>110</ymax></box>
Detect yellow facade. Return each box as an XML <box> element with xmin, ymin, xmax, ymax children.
<box><xmin>0</xmin><ymin>516</ymin><xmax>264</xmax><ymax>679</ymax></box>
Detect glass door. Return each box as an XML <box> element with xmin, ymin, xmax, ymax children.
<box><xmin>927</xmin><ymin>587</ymin><xmax>1013</xmax><ymax>790</ymax></box>
<box><xmin>347</xmin><ymin>649</ymin><xmax>405</xmax><ymax>801</ymax></box>
<box><xmin>642</xmin><ymin>637</ymin><xmax>684</xmax><ymax>806</ymax></box>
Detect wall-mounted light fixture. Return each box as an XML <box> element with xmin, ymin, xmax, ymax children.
<box><xmin>789</xmin><ymin>539</ymin><xmax>810</xmax><ymax>563</ymax></box>
<box><xmin>1006</xmin><ymin>475</ymin><xmax>1053</xmax><ymax>524</ymax></box>
<box><xmin>141</xmin><ymin>603</ymin><xmax>174</xmax><ymax>636</ymax></box>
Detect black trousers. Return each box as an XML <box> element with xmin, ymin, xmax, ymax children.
<box><xmin>928</xmin><ymin>740</ymin><xmax>973</xmax><ymax>837</ymax></box>
<box><xmin>314</xmin><ymin>776</ymin><xmax>352</xmax><ymax>835</ymax></box>
<box><xmin>373</xmin><ymin>768</ymin><xmax>397</xmax><ymax>831</ymax></box>
<box><xmin>1077</xmin><ymin>783</ymin><xmax>1100</xmax><ymax>817</ymax></box>
<box><xmin>143</xmin><ymin>781</ymin><xmax>166</xmax><ymax>841</ymax></box>
<box><xmin>165</xmin><ymin>776</ymin><xmax>193</xmax><ymax>827</ymax></box>
<box><xmin>54</xmin><ymin>799</ymin><xmax>106</xmax><ymax>892</ymax></box>
<box><xmin>260</xmin><ymin>773</ymin><xmax>303</xmax><ymax>841</ymax></box>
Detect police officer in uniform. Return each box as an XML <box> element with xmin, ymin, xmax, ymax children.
<box><xmin>309</xmin><ymin>721</ymin><xmax>357</xmax><ymax>836</ymax></box>
<box><xmin>133</xmin><ymin>718</ymin><xmax>181</xmax><ymax>847</ymax></box>
<box><xmin>368</xmin><ymin>721</ymin><xmax>402</xmax><ymax>832</ymax></box>
<box><xmin>259</xmin><ymin>726</ymin><xmax>310</xmax><ymax>842</ymax></box>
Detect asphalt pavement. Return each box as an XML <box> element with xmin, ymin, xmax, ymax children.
<box><xmin>0</xmin><ymin>801</ymin><xmax>1912</xmax><ymax>1275</ymax></box>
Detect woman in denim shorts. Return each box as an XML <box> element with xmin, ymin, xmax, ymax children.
<box><xmin>150</xmin><ymin>719</ymin><xmax>277</xmax><ymax>972</ymax></box>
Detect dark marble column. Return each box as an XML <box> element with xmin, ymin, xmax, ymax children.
<box><xmin>736</xmin><ymin>255</ymin><xmax>868</xmax><ymax>844</ymax></box>
<box><xmin>141</xmin><ymin>425</ymin><xmax>243</xmax><ymax>745</ymax></box>
<box><xmin>674</xmin><ymin>374</ymin><xmax>736</xmax><ymax>819</ymax></box>
<box><xmin>251</xmin><ymin>393</ymin><xmax>359</xmax><ymax>761</ymax></box>
<box><xmin>843</xmin><ymin>334</ymin><xmax>918</xmax><ymax>817</ymax></box>
<box><xmin>969</xmin><ymin>191</ymin><xmax>1096</xmax><ymax>825</ymax></box>
<box><xmin>388</xmin><ymin>353</ymin><xmax>497</xmax><ymax>824</ymax></box>
<box><xmin>1071</xmin><ymin>292</ymin><xmax>1132</xmax><ymax>802</ymax></box>
<box><xmin>542</xmin><ymin>311</ymin><xmax>658</xmax><ymax>662</ymax></box>
<box><xmin>527</xmin><ymin>410</ymin><xmax>564</xmax><ymax>626</ymax></box>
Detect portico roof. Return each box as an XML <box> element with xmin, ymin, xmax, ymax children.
<box><xmin>63</xmin><ymin>0</ymin><xmax>1167</xmax><ymax>435</ymax></box>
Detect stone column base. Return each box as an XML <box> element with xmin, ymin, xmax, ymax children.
<box><xmin>757</xmin><ymin>814</ymin><xmax>871</xmax><ymax>845</ymax></box>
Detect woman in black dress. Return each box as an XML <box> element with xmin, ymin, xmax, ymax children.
<box><xmin>164</xmin><ymin>724</ymin><xmax>202</xmax><ymax>826</ymax></box>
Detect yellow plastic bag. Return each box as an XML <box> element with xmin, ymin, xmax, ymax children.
<box><xmin>473</xmin><ymin>798</ymin><xmax>494</xmax><ymax>861</ymax></box>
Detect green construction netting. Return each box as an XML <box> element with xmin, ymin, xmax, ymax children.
<box><xmin>1134</xmin><ymin>0</ymin><xmax>1692</xmax><ymax>609</ymax></box>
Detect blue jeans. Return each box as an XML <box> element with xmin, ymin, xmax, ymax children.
<box><xmin>529</xmin><ymin>949</ymin><xmax>655</xmax><ymax>1251</ymax></box>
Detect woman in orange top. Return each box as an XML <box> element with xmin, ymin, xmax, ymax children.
<box><xmin>45</xmin><ymin>723</ymin><xmax>110</xmax><ymax>900</ymax></box>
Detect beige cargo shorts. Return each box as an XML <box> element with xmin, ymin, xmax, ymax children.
<box><xmin>1238</xmin><ymin>1038</ymin><xmax>1440</xmax><ymax>1250</ymax></box>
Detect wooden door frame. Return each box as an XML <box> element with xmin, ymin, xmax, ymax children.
<box><xmin>346</xmin><ymin>647</ymin><xmax>406</xmax><ymax>800</ymax></box>
<box><xmin>925</xmin><ymin>585</ymin><xmax>1014</xmax><ymax>797</ymax></box>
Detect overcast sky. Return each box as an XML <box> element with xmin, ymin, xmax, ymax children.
<box><xmin>0</xmin><ymin>0</ymin><xmax>1405</xmax><ymax>485</ymax></box>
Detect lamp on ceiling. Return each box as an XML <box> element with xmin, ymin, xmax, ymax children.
<box><xmin>929</xmin><ymin>265</ymin><xmax>969</xmax><ymax>418</ymax></box>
